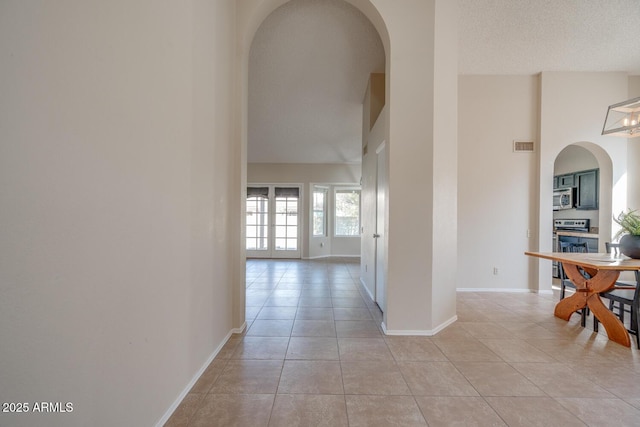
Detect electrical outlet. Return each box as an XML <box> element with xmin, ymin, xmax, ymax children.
<box><xmin>493</xmin><ymin>267</ymin><xmax>499</xmax><ymax>275</ymax></box>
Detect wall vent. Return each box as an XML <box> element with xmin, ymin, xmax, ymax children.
<box><xmin>513</xmin><ymin>140</ymin><xmax>535</xmax><ymax>152</ymax></box>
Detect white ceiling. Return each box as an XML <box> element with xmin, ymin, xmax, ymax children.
<box><xmin>248</xmin><ymin>0</ymin><xmax>640</xmax><ymax>164</ymax></box>
<box><xmin>459</xmin><ymin>0</ymin><xmax>640</xmax><ymax>75</ymax></box>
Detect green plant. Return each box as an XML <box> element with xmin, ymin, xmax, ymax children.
<box><xmin>614</xmin><ymin>209</ymin><xmax>640</xmax><ymax>240</ymax></box>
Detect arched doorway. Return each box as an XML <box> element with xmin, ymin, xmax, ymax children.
<box><xmin>234</xmin><ymin>0</ymin><xmax>459</xmax><ymax>336</ymax></box>
<box><xmin>550</xmin><ymin>142</ymin><xmax>616</xmax><ymax>286</ymax></box>
<box><xmin>235</xmin><ymin>0</ymin><xmax>390</xmax><ymax>330</ymax></box>
<box><xmin>553</xmin><ymin>145</ymin><xmax>601</xmax><ymax>233</ymax></box>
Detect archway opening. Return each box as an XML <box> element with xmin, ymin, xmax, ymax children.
<box><xmin>551</xmin><ymin>143</ymin><xmax>616</xmax><ymax>285</ymax></box>
<box><xmin>238</xmin><ymin>0</ymin><xmax>390</xmax><ymax>328</ymax></box>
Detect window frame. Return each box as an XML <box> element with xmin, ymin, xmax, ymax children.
<box><xmin>312</xmin><ymin>186</ymin><xmax>328</xmax><ymax>237</ymax></box>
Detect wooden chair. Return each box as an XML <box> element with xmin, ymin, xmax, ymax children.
<box><xmin>595</xmin><ymin>271</ymin><xmax>640</xmax><ymax>348</ymax></box>
<box><xmin>558</xmin><ymin>241</ymin><xmax>590</xmax><ymax>326</ymax></box>
<box><xmin>606</xmin><ymin>242</ymin><xmax>622</xmax><ymax>257</ymax></box>
<box><xmin>594</xmin><ymin>243</ymin><xmax>640</xmax><ymax>348</ymax></box>
<box><xmin>604</xmin><ymin>242</ymin><xmax>636</xmax><ymax>289</ymax></box>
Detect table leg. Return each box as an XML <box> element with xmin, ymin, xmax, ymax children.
<box><xmin>554</xmin><ymin>264</ymin><xmax>630</xmax><ymax>347</ymax></box>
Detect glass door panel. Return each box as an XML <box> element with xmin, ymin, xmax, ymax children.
<box><xmin>246</xmin><ymin>188</ymin><xmax>270</xmax><ymax>257</ymax></box>
<box><xmin>272</xmin><ymin>187</ymin><xmax>300</xmax><ymax>257</ymax></box>
<box><xmin>246</xmin><ymin>185</ymin><xmax>301</xmax><ymax>259</ymax></box>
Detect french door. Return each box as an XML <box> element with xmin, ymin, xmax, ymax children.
<box><xmin>246</xmin><ymin>185</ymin><xmax>301</xmax><ymax>258</ymax></box>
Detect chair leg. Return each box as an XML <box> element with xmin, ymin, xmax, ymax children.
<box><xmin>594</xmin><ymin>316</ymin><xmax>599</xmax><ymax>333</ymax></box>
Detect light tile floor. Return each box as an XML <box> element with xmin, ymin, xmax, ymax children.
<box><xmin>166</xmin><ymin>258</ymin><xmax>640</xmax><ymax>426</ymax></box>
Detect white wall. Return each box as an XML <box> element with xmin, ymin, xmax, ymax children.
<box><xmin>0</xmin><ymin>1</ymin><xmax>238</xmax><ymax>426</ymax></box>
<box><xmin>537</xmin><ymin>72</ymin><xmax>629</xmax><ymax>290</ymax></box>
<box><xmin>628</xmin><ymin>76</ymin><xmax>640</xmax><ymax>210</ymax></box>
<box><xmin>554</xmin><ymin>145</ymin><xmax>600</xmax><ymax>174</ymax></box>
<box><xmin>458</xmin><ymin>75</ymin><xmax>539</xmax><ymax>291</ymax></box>
<box><xmin>247</xmin><ymin>163</ymin><xmax>361</xmax><ymax>258</ymax></box>
<box><xmin>367</xmin><ymin>0</ymin><xmax>458</xmax><ymax>334</ymax></box>
<box><xmin>459</xmin><ymin>73</ymin><xmax>630</xmax><ymax>293</ymax></box>
<box><xmin>431</xmin><ymin>0</ymin><xmax>459</xmax><ymax>327</ymax></box>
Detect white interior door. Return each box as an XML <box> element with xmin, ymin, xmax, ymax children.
<box><xmin>246</xmin><ymin>185</ymin><xmax>301</xmax><ymax>259</ymax></box>
<box><xmin>375</xmin><ymin>144</ymin><xmax>387</xmax><ymax>312</ymax></box>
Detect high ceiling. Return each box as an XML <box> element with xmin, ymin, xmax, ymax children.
<box><xmin>248</xmin><ymin>0</ymin><xmax>640</xmax><ymax>164</ymax></box>
<box><xmin>248</xmin><ymin>0</ymin><xmax>384</xmax><ymax>164</ymax></box>
<box><xmin>458</xmin><ymin>0</ymin><xmax>640</xmax><ymax>75</ymax></box>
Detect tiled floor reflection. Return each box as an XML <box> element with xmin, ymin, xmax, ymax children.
<box><xmin>166</xmin><ymin>258</ymin><xmax>640</xmax><ymax>426</ymax></box>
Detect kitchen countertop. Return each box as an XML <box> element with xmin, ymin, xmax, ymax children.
<box><xmin>555</xmin><ymin>230</ymin><xmax>599</xmax><ymax>238</ymax></box>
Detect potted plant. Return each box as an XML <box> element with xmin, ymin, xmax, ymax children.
<box><xmin>614</xmin><ymin>209</ymin><xmax>640</xmax><ymax>259</ymax></box>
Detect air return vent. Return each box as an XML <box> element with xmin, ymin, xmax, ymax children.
<box><xmin>513</xmin><ymin>140</ymin><xmax>535</xmax><ymax>152</ymax></box>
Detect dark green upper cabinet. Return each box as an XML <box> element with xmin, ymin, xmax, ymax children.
<box><xmin>557</xmin><ymin>173</ymin><xmax>575</xmax><ymax>189</ymax></box>
<box><xmin>575</xmin><ymin>169</ymin><xmax>598</xmax><ymax>210</ymax></box>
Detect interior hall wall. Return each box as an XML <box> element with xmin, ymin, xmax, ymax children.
<box><xmin>538</xmin><ymin>72</ymin><xmax>629</xmax><ymax>290</ymax></box>
<box><xmin>0</xmin><ymin>1</ymin><xmax>238</xmax><ymax>426</ymax></box>
<box><xmin>369</xmin><ymin>0</ymin><xmax>458</xmax><ymax>334</ymax></box>
<box><xmin>431</xmin><ymin>0</ymin><xmax>459</xmax><ymax>326</ymax></box>
<box><xmin>247</xmin><ymin>163</ymin><xmax>362</xmax><ymax>258</ymax></box>
<box><xmin>457</xmin><ymin>75</ymin><xmax>539</xmax><ymax>291</ymax></box>
<box><xmin>628</xmin><ymin>76</ymin><xmax>640</xmax><ymax>210</ymax></box>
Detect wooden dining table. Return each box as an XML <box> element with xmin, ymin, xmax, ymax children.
<box><xmin>525</xmin><ymin>251</ymin><xmax>640</xmax><ymax>347</ymax></box>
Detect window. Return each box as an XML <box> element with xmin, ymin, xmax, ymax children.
<box><xmin>312</xmin><ymin>187</ymin><xmax>327</xmax><ymax>236</ymax></box>
<box><xmin>335</xmin><ymin>188</ymin><xmax>360</xmax><ymax>236</ymax></box>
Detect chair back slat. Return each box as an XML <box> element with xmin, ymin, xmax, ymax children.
<box><xmin>605</xmin><ymin>242</ymin><xmax>622</xmax><ymax>257</ymax></box>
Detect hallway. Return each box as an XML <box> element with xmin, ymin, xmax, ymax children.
<box><xmin>166</xmin><ymin>258</ymin><xmax>640</xmax><ymax>426</ymax></box>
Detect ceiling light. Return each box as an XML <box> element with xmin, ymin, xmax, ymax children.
<box><xmin>602</xmin><ymin>96</ymin><xmax>640</xmax><ymax>138</ymax></box>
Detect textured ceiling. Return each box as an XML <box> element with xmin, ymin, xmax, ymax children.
<box><xmin>248</xmin><ymin>0</ymin><xmax>640</xmax><ymax>164</ymax></box>
<box><xmin>458</xmin><ymin>0</ymin><xmax>640</xmax><ymax>75</ymax></box>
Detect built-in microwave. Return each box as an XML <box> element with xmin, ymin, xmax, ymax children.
<box><xmin>553</xmin><ymin>188</ymin><xmax>574</xmax><ymax>210</ymax></box>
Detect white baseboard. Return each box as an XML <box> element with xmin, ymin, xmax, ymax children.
<box><xmin>232</xmin><ymin>321</ymin><xmax>247</xmax><ymax>334</ymax></box>
<box><xmin>359</xmin><ymin>277</ymin><xmax>375</xmax><ymax>301</ymax></box>
<box><xmin>381</xmin><ymin>315</ymin><xmax>458</xmax><ymax>336</ymax></box>
<box><xmin>155</xmin><ymin>324</ymin><xmax>244</xmax><ymax>427</ymax></box>
<box><xmin>457</xmin><ymin>288</ymin><xmax>538</xmax><ymax>293</ymax></box>
<box><xmin>304</xmin><ymin>255</ymin><xmax>361</xmax><ymax>260</ymax></box>
<box><xmin>431</xmin><ymin>315</ymin><xmax>458</xmax><ymax>334</ymax></box>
